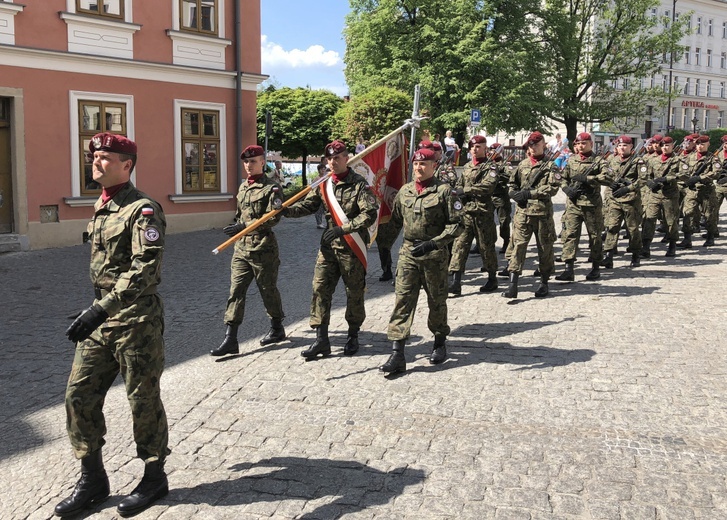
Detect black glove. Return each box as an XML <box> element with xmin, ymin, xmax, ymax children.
<box><xmin>510</xmin><ymin>189</ymin><xmax>530</xmax><ymax>204</ymax></box>
<box><xmin>653</xmin><ymin>176</ymin><xmax>667</xmax><ymax>184</ymax></box>
<box><xmin>411</xmin><ymin>240</ymin><xmax>437</xmax><ymax>257</ymax></box>
<box><xmin>717</xmin><ymin>176</ymin><xmax>727</xmax><ymax>185</ymax></box>
<box><xmin>452</xmin><ymin>187</ymin><xmax>465</xmax><ymax>197</ymax></box>
<box><xmin>278</xmin><ymin>207</ymin><xmax>290</xmax><ymax>216</ymax></box>
<box><xmin>223</xmin><ymin>222</ymin><xmax>244</xmax><ymax>237</ymax></box>
<box><xmin>686</xmin><ymin>175</ymin><xmax>701</xmax><ymax>188</ymax></box>
<box><xmin>609</xmin><ymin>181</ymin><xmax>622</xmax><ymax>191</ymax></box>
<box><xmin>322</xmin><ymin>226</ymin><xmax>345</xmax><ymax>244</ymax></box>
<box><xmin>562</xmin><ymin>185</ymin><xmax>579</xmax><ymax>199</ymax></box>
<box><xmin>571</xmin><ymin>173</ymin><xmax>588</xmax><ymax>183</ymax></box>
<box><xmin>612</xmin><ymin>186</ymin><xmax>631</xmax><ymax>198</ymax></box>
<box><xmin>66</xmin><ymin>304</ymin><xmax>109</xmax><ymax>343</ymax></box>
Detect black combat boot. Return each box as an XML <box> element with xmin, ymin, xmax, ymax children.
<box><xmin>532</xmin><ymin>267</ymin><xmax>541</xmax><ymax>277</ymax></box>
<box><xmin>600</xmin><ymin>250</ymin><xmax>614</xmax><ymax>269</ymax></box>
<box><xmin>665</xmin><ymin>240</ymin><xmax>677</xmax><ymax>257</ymax></box>
<box><xmin>448</xmin><ymin>271</ymin><xmax>462</xmax><ymax>296</ymax></box>
<box><xmin>378</xmin><ymin>248</ymin><xmax>393</xmax><ymax>281</ymax></box>
<box><xmin>210</xmin><ymin>324</ymin><xmax>239</xmax><ymax>356</ymax></box>
<box><xmin>479</xmin><ymin>273</ymin><xmax>498</xmax><ymax>292</ymax></box>
<box><xmin>585</xmin><ymin>262</ymin><xmax>600</xmax><ymax>281</ymax></box>
<box><xmin>117</xmin><ymin>460</ymin><xmax>168</xmax><ymax>517</ymax></box>
<box><xmin>656</xmin><ymin>222</ymin><xmax>668</xmax><ymax>233</ymax></box>
<box><xmin>301</xmin><ymin>324</ymin><xmax>331</xmax><ymax>359</ymax></box>
<box><xmin>54</xmin><ymin>450</ymin><xmax>110</xmax><ymax>517</ymax></box>
<box><xmin>630</xmin><ymin>253</ymin><xmax>640</xmax><ymax>267</ymax></box>
<box><xmin>703</xmin><ymin>232</ymin><xmax>715</xmax><ymax>247</ymax></box>
<box><xmin>343</xmin><ymin>327</ymin><xmax>360</xmax><ymax>356</ymax></box>
<box><xmin>555</xmin><ymin>260</ymin><xmax>575</xmax><ymax>281</ymax></box>
<box><xmin>260</xmin><ymin>318</ymin><xmax>286</xmax><ymax>346</ymax></box>
<box><xmin>677</xmin><ymin>232</ymin><xmax>692</xmax><ymax>249</ymax></box>
<box><xmin>640</xmin><ymin>240</ymin><xmax>651</xmax><ymax>259</ymax></box>
<box><xmin>534</xmin><ymin>276</ymin><xmax>549</xmax><ymax>298</ymax></box>
<box><xmin>501</xmin><ymin>272</ymin><xmax>519</xmax><ymax>299</ymax></box>
<box><xmin>380</xmin><ymin>340</ymin><xmax>406</xmax><ymax>374</ymax></box>
<box><xmin>429</xmin><ymin>335</ymin><xmax>447</xmax><ymax>364</ymax></box>
<box><xmin>497</xmin><ymin>266</ymin><xmax>510</xmax><ymax>277</ymax></box>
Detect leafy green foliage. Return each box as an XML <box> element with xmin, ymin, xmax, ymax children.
<box><xmin>329</xmin><ymin>87</ymin><xmax>413</xmax><ymax>144</ymax></box>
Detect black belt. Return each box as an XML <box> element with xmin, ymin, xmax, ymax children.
<box><xmin>94</xmin><ymin>286</ymin><xmax>157</xmax><ymax>299</ymax></box>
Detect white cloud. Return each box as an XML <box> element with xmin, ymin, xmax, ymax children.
<box><xmin>261</xmin><ymin>35</ymin><xmax>342</xmax><ymax>69</ymax></box>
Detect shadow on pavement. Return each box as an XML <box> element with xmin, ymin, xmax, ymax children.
<box><xmin>171</xmin><ymin>456</ymin><xmax>425</xmax><ymax>518</ymax></box>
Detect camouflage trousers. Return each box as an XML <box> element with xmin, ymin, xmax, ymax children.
<box><xmin>388</xmin><ymin>247</ymin><xmax>450</xmax><ymax>341</ymax></box>
<box><xmin>604</xmin><ymin>199</ymin><xmax>643</xmax><ymax>253</ymax></box>
<box><xmin>492</xmin><ymin>196</ymin><xmax>512</xmax><ymax>241</ymax></box>
<box><xmin>561</xmin><ymin>203</ymin><xmax>604</xmax><ymax>263</ymax></box>
<box><xmin>225</xmin><ymin>246</ymin><xmax>284</xmax><ymax>325</ymax></box>
<box><xmin>642</xmin><ymin>192</ymin><xmax>680</xmax><ymax>243</ymax></box>
<box><xmin>310</xmin><ymin>244</ymin><xmax>366</xmax><ymax>329</ymax></box>
<box><xmin>448</xmin><ymin>212</ymin><xmax>497</xmax><ymax>275</ymax></box>
<box><xmin>507</xmin><ymin>211</ymin><xmax>556</xmax><ymax>277</ymax></box>
<box><xmin>682</xmin><ymin>188</ymin><xmax>718</xmax><ymax>235</ymax></box>
<box><xmin>65</xmin><ymin>318</ymin><xmax>169</xmax><ymax>462</ymax></box>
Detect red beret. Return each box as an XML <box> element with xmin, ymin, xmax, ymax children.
<box><xmin>651</xmin><ymin>134</ymin><xmax>663</xmax><ymax>142</ymax></box>
<box><xmin>683</xmin><ymin>133</ymin><xmax>697</xmax><ymax>142</ymax></box>
<box><xmin>241</xmin><ymin>145</ymin><xmax>264</xmax><ymax>159</ymax></box>
<box><xmin>523</xmin><ymin>131</ymin><xmax>544</xmax><ymax>149</ymax></box>
<box><xmin>696</xmin><ymin>134</ymin><xmax>710</xmax><ymax>144</ymax></box>
<box><xmin>575</xmin><ymin>132</ymin><xmax>592</xmax><ymax>142</ymax></box>
<box><xmin>430</xmin><ymin>141</ymin><xmax>442</xmax><ymax>151</ymax></box>
<box><xmin>616</xmin><ymin>135</ymin><xmax>633</xmax><ymax>145</ymax></box>
<box><xmin>324</xmin><ymin>140</ymin><xmax>348</xmax><ymax>157</ymax></box>
<box><xmin>468</xmin><ymin>135</ymin><xmax>487</xmax><ymax>147</ymax></box>
<box><xmin>489</xmin><ymin>142</ymin><xmax>501</xmax><ymax>149</ymax></box>
<box><xmin>721</xmin><ymin>134</ymin><xmax>727</xmax><ymax>143</ymax></box>
<box><xmin>412</xmin><ymin>149</ymin><xmax>436</xmax><ymax>162</ymax></box>
<box><xmin>662</xmin><ymin>136</ymin><xmax>674</xmax><ymax>144</ymax></box>
<box><xmin>89</xmin><ymin>132</ymin><xmax>137</xmax><ymax>155</ymax></box>
<box><xmin>418</xmin><ymin>140</ymin><xmax>433</xmax><ymax>149</ymax></box>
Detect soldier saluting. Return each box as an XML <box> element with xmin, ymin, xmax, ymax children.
<box><xmin>57</xmin><ymin>133</ymin><xmax>170</xmax><ymax>517</ymax></box>
<box><xmin>210</xmin><ymin>145</ymin><xmax>287</xmax><ymax>357</ymax></box>
<box><xmin>380</xmin><ymin>148</ymin><xmax>463</xmax><ymax>375</ymax></box>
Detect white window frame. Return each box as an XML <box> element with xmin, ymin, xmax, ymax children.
<box><xmin>0</xmin><ymin>1</ymin><xmax>24</xmax><ymax>45</ymax></box>
<box><xmin>708</xmin><ymin>19</ymin><xmax>713</xmax><ymax>37</ymax></box>
<box><xmin>170</xmin><ymin>99</ymin><xmax>231</xmax><ymax>202</ymax></box>
<box><xmin>66</xmin><ymin>91</ymin><xmax>135</xmax><ymax>205</ymax></box>
<box><xmin>707</xmin><ymin>49</ymin><xmax>712</xmax><ymax>67</ymax></box>
<box><xmin>60</xmin><ymin>0</ymin><xmax>140</xmax><ymax>59</ymax></box>
<box><xmin>167</xmin><ymin>0</ymin><xmax>231</xmax><ymax>70</ymax></box>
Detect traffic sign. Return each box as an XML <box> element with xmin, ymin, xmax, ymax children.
<box><xmin>470</xmin><ymin>109</ymin><xmax>481</xmax><ymax>126</ymax></box>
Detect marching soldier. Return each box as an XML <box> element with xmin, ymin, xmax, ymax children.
<box><xmin>715</xmin><ymin>135</ymin><xmax>727</xmax><ymax>229</ymax></box>
<box><xmin>57</xmin><ymin>133</ymin><xmax>170</xmax><ymax>517</ymax></box>
<box><xmin>678</xmin><ymin>134</ymin><xmax>719</xmax><ymax>248</ymax></box>
<box><xmin>210</xmin><ymin>145</ymin><xmax>287</xmax><ymax>357</ymax></box>
<box><xmin>379</xmin><ymin>148</ymin><xmax>462</xmax><ymax>375</ymax></box>
<box><xmin>489</xmin><ymin>143</ymin><xmax>513</xmax><ymax>255</ymax></box>
<box><xmin>420</xmin><ymin>139</ymin><xmax>458</xmax><ymax>187</ymax></box>
<box><xmin>503</xmin><ymin>131</ymin><xmax>561</xmax><ymax>298</ymax></box>
<box><xmin>641</xmin><ymin>136</ymin><xmax>682</xmax><ymax>257</ymax></box>
<box><xmin>283</xmin><ymin>140</ymin><xmax>378</xmax><ymax>358</ymax></box>
<box><xmin>556</xmin><ymin>133</ymin><xmax>610</xmax><ymax>282</ymax></box>
<box><xmin>448</xmin><ymin>135</ymin><xmax>499</xmax><ymax>295</ymax></box>
<box><xmin>602</xmin><ymin>136</ymin><xmax>644</xmax><ymax>268</ymax></box>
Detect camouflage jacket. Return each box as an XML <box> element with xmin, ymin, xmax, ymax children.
<box><xmin>87</xmin><ymin>181</ymin><xmax>165</xmax><ymax>326</ymax></box>
<box><xmin>389</xmin><ymin>177</ymin><xmax>463</xmax><ymax>253</ymax></box>
<box><xmin>604</xmin><ymin>154</ymin><xmax>644</xmax><ymax>203</ymax></box>
<box><xmin>435</xmin><ymin>161</ymin><xmax>458</xmax><ymax>188</ymax></box>
<box><xmin>233</xmin><ymin>175</ymin><xmax>284</xmax><ymax>252</ymax></box>
<box><xmin>646</xmin><ymin>154</ymin><xmax>683</xmax><ymax>198</ymax></box>
<box><xmin>287</xmin><ymin>168</ymin><xmax>379</xmax><ymax>248</ymax></box>
<box><xmin>716</xmin><ymin>151</ymin><xmax>727</xmax><ymax>193</ymax></box>
<box><xmin>680</xmin><ymin>152</ymin><xmax>719</xmax><ymax>192</ymax></box>
<box><xmin>509</xmin><ymin>156</ymin><xmax>561</xmax><ymax>217</ymax></box>
<box><xmin>561</xmin><ymin>153</ymin><xmax>610</xmax><ymax>208</ymax></box>
<box><xmin>456</xmin><ymin>159</ymin><xmax>498</xmax><ymax>214</ymax></box>
<box><xmin>492</xmin><ymin>160</ymin><xmax>511</xmax><ymax>199</ymax></box>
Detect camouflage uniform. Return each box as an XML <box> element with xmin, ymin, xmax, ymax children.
<box><xmin>286</xmin><ymin>168</ymin><xmax>378</xmax><ymax>328</ymax></box>
<box><xmin>507</xmin><ymin>156</ymin><xmax>561</xmax><ymax>276</ymax></box>
<box><xmin>491</xmin><ymin>158</ymin><xmax>512</xmax><ymax>249</ymax></box>
<box><xmin>435</xmin><ymin>160</ymin><xmax>458</xmax><ymax>188</ymax></box>
<box><xmin>603</xmin><ymin>154</ymin><xmax>644</xmax><ymax>254</ymax></box>
<box><xmin>224</xmin><ymin>176</ymin><xmax>285</xmax><ymax>325</ymax></box>
<box><xmin>642</xmin><ymin>154</ymin><xmax>683</xmax><ymax>245</ymax></box>
<box><xmin>66</xmin><ymin>182</ymin><xmax>170</xmax><ymax>462</ymax></box>
<box><xmin>448</xmin><ymin>159</ymin><xmax>498</xmax><ymax>276</ymax></box>
<box><xmin>387</xmin><ymin>178</ymin><xmax>462</xmax><ymax>340</ymax></box>
<box><xmin>560</xmin><ymin>153</ymin><xmax>610</xmax><ymax>264</ymax></box>
<box><xmin>680</xmin><ymin>152</ymin><xmax>719</xmax><ymax>239</ymax></box>
<box><xmin>715</xmin><ymin>150</ymin><xmax>727</xmax><ymax>220</ymax></box>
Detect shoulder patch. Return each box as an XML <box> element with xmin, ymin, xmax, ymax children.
<box><xmin>453</xmin><ymin>200</ymin><xmax>463</xmax><ymax>211</ymax></box>
<box><xmin>489</xmin><ymin>171</ymin><xmax>497</xmax><ymax>177</ymax></box>
<box><xmin>272</xmin><ymin>186</ymin><xmax>280</xmax><ymax>192</ymax></box>
<box><xmin>144</xmin><ymin>227</ymin><xmax>160</xmax><ymax>242</ymax></box>
<box><xmin>272</xmin><ymin>198</ymin><xmax>283</xmax><ymax>210</ymax></box>
<box><xmin>367</xmin><ymin>194</ymin><xmax>377</xmax><ymax>205</ymax></box>
<box><xmin>683</xmin><ymin>164</ymin><xmax>689</xmax><ymax>169</ymax></box>
<box><xmin>554</xmin><ymin>173</ymin><xmax>562</xmax><ymax>180</ymax></box>
<box><xmin>141</xmin><ymin>206</ymin><xmax>154</xmax><ymax>217</ymax></box>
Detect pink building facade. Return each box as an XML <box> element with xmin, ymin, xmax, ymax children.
<box><xmin>0</xmin><ymin>0</ymin><xmax>265</xmax><ymax>250</ymax></box>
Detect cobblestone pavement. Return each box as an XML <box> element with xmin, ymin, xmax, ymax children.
<box><xmin>2</xmin><ymin>194</ymin><xmax>727</xmax><ymax>520</ymax></box>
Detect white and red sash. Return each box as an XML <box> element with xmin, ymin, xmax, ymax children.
<box><xmin>321</xmin><ymin>178</ymin><xmax>368</xmax><ymax>270</ymax></box>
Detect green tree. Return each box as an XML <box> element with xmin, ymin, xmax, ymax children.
<box><xmin>329</xmin><ymin>86</ymin><xmax>413</xmax><ymax>145</ymax></box>
<box><xmin>539</xmin><ymin>0</ymin><xmax>689</xmax><ymax>144</ymax></box>
<box><xmin>257</xmin><ymin>87</ymin><xmax>343</xmax><ymax>185</ymax></box>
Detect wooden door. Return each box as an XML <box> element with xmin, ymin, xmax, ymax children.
<box><xmin>0</xmin><ymin>98</ymin><xmax>13</xmax><ymax>233</ymax></box>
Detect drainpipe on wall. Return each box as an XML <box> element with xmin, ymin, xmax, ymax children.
<box><xmin>234</xmin><ymin>0</ymin><xmax>243</xmax><ymax>186</ymax></box>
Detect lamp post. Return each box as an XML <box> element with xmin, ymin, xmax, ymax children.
<box><xmin>665</xmin><ymin>0</ymin><xmax>677</xmax><ymax>134</ymax></box>
<box><xmin>691</xmin><ymin>116</ymin><xmax>699</xmax><ymax>133</ymax></box>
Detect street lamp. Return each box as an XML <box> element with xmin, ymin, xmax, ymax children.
<box><xmin>691</xmin><ymin>116</ymin><xmax>699</xmax><ymax>133</ymax></box>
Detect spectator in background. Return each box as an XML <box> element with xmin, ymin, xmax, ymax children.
<box><xmin>270</xmin><ymin>160</ymin><xmax>285</xmax><ymax>185</ymax></box>
<box><xmin>355</xmin><ymin>138</ymin><xmax>366</xmax><ymax>155</ymax></box>
<box><xmin>547</xmin><ymin>133</ymin><xmax>569</xmax><ymax>154</ymax></box>
<box><xmin>444</xmin><ymin>130</ymin><xmax>459</xmax><ymax>163</ymax></box>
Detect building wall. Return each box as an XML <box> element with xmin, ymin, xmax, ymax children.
<box><xmin>0</xmin><ymin>0</ymin><xmax>266</xmax><ymax>249</ymax></box>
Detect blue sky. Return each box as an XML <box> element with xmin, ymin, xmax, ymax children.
<box><xmin>260</xmin><ymin>1</ymin><xmax>350</xmax><ymax>96</ymax></box>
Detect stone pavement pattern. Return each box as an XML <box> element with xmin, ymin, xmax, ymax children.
<box><xmin>1</xmin><ymin>194</ymin><xmax>727</xmax><ymax>519</ymax></box>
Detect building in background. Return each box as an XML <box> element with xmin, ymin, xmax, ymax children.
<box><xmin>0</xmin><ymin>0</ymin><xmax>265</xmax><ymax>250</ymax></box>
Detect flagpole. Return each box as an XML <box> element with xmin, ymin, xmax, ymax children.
<box><xmin>407</xmin><ymin>84</ymin><xmax>421</xmax><ymax>181</ymax></box>
<box><xmin>349</xmin><ymin>118</ymin><xmax>418</xmax><ymax>164</ymax></box>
